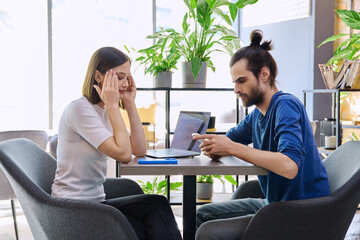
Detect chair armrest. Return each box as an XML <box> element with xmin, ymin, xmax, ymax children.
<box><xmin>231</xmin><ymin>180</ymin><xmax>264</xmax><ymax>200</ymax></box>
<box><xmin>242</xmin><ymin>195</ymin><xmax>354</xmax><ymax>240</ymax></box>
<box><xmin>104</xmin><ymin>178</ymin><xmax>144</xmax><ymax>199</ymax></box>
<box><xmin>196</xmin><ymin>214</ymin><xmax>253</xmax><ymax>240</ymax></box>
<box><xmin>44</xmin><ymin>196</ymin><xmax>139</xmax><ymax>240</ymax></box>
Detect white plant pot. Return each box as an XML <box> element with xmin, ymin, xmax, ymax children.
<box><xmin>196</xmin><ymin>182</ymin><xmax>213</xmax><ymax>200</ymax></box>
<box><xmin>154</xmin><ymin>71</ymin><xmax>172</xmax><ymax>88</ymax></box>
<box><xmin>182</xmin><ymin>62</ymin><xmax>207</xmax><ymax>88</ymax></box>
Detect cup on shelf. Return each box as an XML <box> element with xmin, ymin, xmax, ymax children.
<box><xmin>320</xmin><ymin>118</ymin><xmax>336</xmax><ymax>148</ymax></box>
<box><xmin>325</xmin><ymin>135</ymin><xmax>336</xmax><ymax>149</ymax></box>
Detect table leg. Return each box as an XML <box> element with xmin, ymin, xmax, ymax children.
<box><xmin>183</xmin><ymin>175</ymin><xmax>196</xmax><ymax>240</ymax></box>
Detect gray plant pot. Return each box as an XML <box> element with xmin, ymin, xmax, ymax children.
<box><xmin>182</xmin><ymin>62</ymin><xmax>207</xmax><ymax>88</ymax></box>
<box><xmin>154</xmin><ymin>71</ymin><xmax>172</xmax><ymax>88</ymax></box>
<box><xmin>196</xmin><ymin>182</ymin><xmax>213</xmax><ymax>200</ymax></box>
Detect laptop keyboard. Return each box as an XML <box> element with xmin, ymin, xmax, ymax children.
<box><xmin>148</xmin><ymin>148</ymin><xmax>198</xmax><ymax>158</ymax></box>
<box><xmin>154</xmin><ymin>149</ymin><xmax>185</xmax><ymax>157</ymax></box>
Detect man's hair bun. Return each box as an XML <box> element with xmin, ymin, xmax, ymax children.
<box><xmin>250</xmin><ymin>29</ymin><xmax>273</xmax><ymax>51</ymax></box>
<box><xmin>250</xmin><ymin>30</ymin><xmax>262</xmax><ymax>47</ymax></box>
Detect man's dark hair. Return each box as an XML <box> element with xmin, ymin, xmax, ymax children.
<box><xmin>230</xmin><ymin>30</ymin><xmax>277</xmax><ymax>86</ymax></box>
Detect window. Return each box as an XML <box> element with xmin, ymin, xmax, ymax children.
<box><xmin>0</xmin><ymin>0</ymin><xmax>48</xmax><ymax>130</ymax></box>
<box><xmin>52</xmin><ymin>0</ymin><xmax>152</xmax><ymax>131</ymax></box>
<box><xmin>1</xmin><ymin>0</ymin><xmax>239</xmax><ymax>133</ymax></box>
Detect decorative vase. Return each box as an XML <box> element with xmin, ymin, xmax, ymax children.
<box><xmin>154</xmin><ymin>71</ymin><xmax>172</xmax><ymax>88</ymax></box>
<box><xmin>196</xmin><ymin>182</ymin><xmax>213</xmax><ymax>200</ymax></box>
<box><xmin>182</xmin><ymin>62</ymin><xmax>207</xmax><ymax>88</ymax></box>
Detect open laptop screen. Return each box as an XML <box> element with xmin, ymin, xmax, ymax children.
<box><xmin>170</xmin><ymin>111</ymin><xmax>211</xmax><ymax>152</ymax></box>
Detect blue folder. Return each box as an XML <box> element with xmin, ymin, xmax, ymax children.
<box><xmin>138</xmin><ymin>158</ymin><xmax>178</xmax><ymax>164</ymax></box>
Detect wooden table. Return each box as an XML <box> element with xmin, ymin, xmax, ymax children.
<box><xmin>118</xmin><ymin>155</ymin><xmax>267</xmax><ymax>240</ymax></box>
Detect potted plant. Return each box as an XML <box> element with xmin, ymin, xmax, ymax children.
<box><xmin>138</xmin><ymin>176</ymin><xmax>183</xmax><ymax>195</ymax></box>
<box><xmin>150</xmin><ymin>0</ymin><xmax>258</xmax><ymax>88</ymax></box>
<box><xmin>196</xmin><ymin>175</ymin><xmax>237</xmax><ymax>200</ymax></box>
<box><xmin>136</xmin><ymin>37</ymin><xmax>181</xmax><ymax>88</ymax></box>
<box><xmin>318</xmin><ymin>9</ymin><xmax>360</xmax><ymax>71</ymax></box>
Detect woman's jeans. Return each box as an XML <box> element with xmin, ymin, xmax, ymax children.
<box><xmin>196</xmin><ymin>198</ymin><xmax>268</xmax><ymax>228</ymax></box>
<box><xmin>103</xmin><ymin>194</ymin><xmax>182</xmax><ymax>240</ymax></box>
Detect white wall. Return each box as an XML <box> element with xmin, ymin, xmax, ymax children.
<box><xmin>238</xmin><ymin>0</ymin><xmax>335</xmax><ymax>122</ymax></box>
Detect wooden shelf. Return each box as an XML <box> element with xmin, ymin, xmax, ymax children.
<box><xmin>318</xmin><ymin>147</ymin><xmax>334</xmax><ymax>155</ymax></box>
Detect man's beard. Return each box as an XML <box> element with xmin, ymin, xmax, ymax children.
<box><xmin>239</xmin><ymin>84</ymin><xmax>265</xmax><ymax>108</ymax></box>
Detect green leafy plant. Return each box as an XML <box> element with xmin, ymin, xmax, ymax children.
<box><xmin>197</xmin><ymin>175</ymin><xmax>238</xmax><ymax>185</ymax></box>
<box><xmin>137</xmin><ymin>176</ymin><xmax>183</xmax><ymax>195</ymax></box>
<box><xmin>318</xmin><ymin>9</ymin><xmax>360</xmax><ymax>69</ymax></box>
<box><xmin>135</xmin><ymin>38</ymin><xmax>181</xmax><ymax>76</ymax></box>
<box><xmin>349</xmin><ymin>131</ymin><xmax>360</xmax><ymax>141</ymax></box>
<box><xmin>148</xmin><ymin>0</ymin><xmax>257</xmax><ymax>80</ymax></box>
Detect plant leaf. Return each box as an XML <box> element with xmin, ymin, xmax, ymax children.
<box><xmin>182</xmin><ymin>13</ymin><xmax>189</xmax><ymax>34</ymax></box>
<box><xmin>197</xmin><ymin>0</ymin><xmax>212</xmax><ymax>29</ymax></box>
<box><xmin>229</xmin><ymin>3</ymin><xmax>238</xmax><ymax>21</ymax></box>
<box><xmin>145</xmin><ymin>181</ymin><xmax>153</xmax><ymax>189</ymax></box>
<box><xmin>224</xmin><ymin>175</ymin><xmax>238</xmax><ymax>185</ymax></box>
<box><xmin>158</xmin><ymin>179</ymin><xmax>167</xmax><ymax>189</ymax></box>
<box><xmin>235</xmin><ymin>0</ymin><xmax>258</xmax><ymax>8</ymax></box>
<box><xmin>212</xmin><ymin>8</ymin><xmax>232</xmax><ymax>25</ymax></box>
<box><xmin>337</xmin><ymin>9</ymin><xmax>360</xmax><ymax>30</ymax></box>
<box><xmin>123</xmin><ymin>45</ymin><xmax>130</xmax><ymax>53</ymax></box>
<box><xmin>213</xmin><ymin>175</ymin><xmax>224</xmax><ymax>184</ymax></box>
<box><xmin>317</xmin><ymin>33</ymin><xmax>349</xmax><ymax>48</ymax></box>
<box><xmin>206</xmin><ymin>0</ymin><xmax>216</xmax><ymax>9</ymax></box>
<box><xmin>169</xmin><ymin>182</ymin><xmax>183</xmax><ymax>191</ymax></box>
<box><xmin>331</xmin><ymin>49</ymin><xmax>355</xmax><ymax>63</ymax></box>
<box><xmin>191</xmin><ymin>57</ymin><xmax>203</xmax><ymax>80</ymax></box>
<box><xmin>183</xmin><ymin>0</ymin><xmax>196</xmax><ymax>18</ymax></box>
<box><xmin>207</xmin><ymin>59</ymin><xmax>215</xmax><ymax>72</ymax></box>
<box><xmin>190</xmin><ymin>0</ymin><xmax>198</xmax><ymax>9</ymax></box>
<box><xmin>213</xmin><ymin>0</ymin><xmax>230</xmax><ymax>8</ymax></box>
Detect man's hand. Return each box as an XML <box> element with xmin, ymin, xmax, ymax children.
<box><xmin>193</xmin><ymin>134</ymin><xmax>234</xmax><ymax>157</ymax></box>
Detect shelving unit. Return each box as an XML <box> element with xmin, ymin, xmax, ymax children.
<box><xmin>136</xmin><ymin>87</ymin><xmax>241</xmax><ymax>202</ymax></box>
<box><xmin>303</xmin><ymin>89</ymin><xmax>360</xmax><ymax>149</ymax></box>
<box><xmin>137</xmin><ymin>87</ymin><xmax>241</xmax><ymax>148</ymax></box>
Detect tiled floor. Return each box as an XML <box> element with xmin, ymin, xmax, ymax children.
<box><xmin>1</xmin><ymin>200</ymin><xmax>359</xmax><ymax>240</ymax></box>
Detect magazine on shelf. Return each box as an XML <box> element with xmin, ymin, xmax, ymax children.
<box><xmin>334</xmin><ymin>59</ymin><xmax>353</xmax><ymax>89</ymax></box>
<box><xmin>346</xmin><ymin>59</ymin><xmax>360</xmax><ymax>88</ymax></box>
<box><xmin>318</xmin><ymin>64</ymin><xmax>334</xmax><ymax>89</ymax></box>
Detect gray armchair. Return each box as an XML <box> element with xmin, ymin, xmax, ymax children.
<box><xmin>196</xmin><ymin>141</ymin><xmax>360</xmax><ymax>240</ymax></box>
<box><xmin>0</xmin><ymin>138</ymin><xmax>144</xmax><ymax>240</ymax></box>
<box><xmin>49</xmin><ymin>134</ymin><xmax>58</xmax><ymax>159</ymax></box>
<box><xmin>0</xmin><ymin>130</ymin><xmax>48</xmax><ymax>240</ymax></box>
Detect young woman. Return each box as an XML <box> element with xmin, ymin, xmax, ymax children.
<box><xmin>51</xmin><ymin>47</ymin><xmax>182</xmax><ymax>240</ymax></box>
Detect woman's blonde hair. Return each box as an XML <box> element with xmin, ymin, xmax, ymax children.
<box><xmin>82</xmin><ymin>47</ymin><xmax>130</xmax><ymax>104</ymax></box>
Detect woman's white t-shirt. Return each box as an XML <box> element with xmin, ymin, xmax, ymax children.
<box><xmin>51</xmin><ymin>96</ymin><xmax>113</xmax><ymax>202</ymax></box>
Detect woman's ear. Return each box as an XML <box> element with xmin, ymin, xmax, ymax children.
<box><xmin>94</xmin><ymin>70</ymin><xmax>102</xmax><ymax>85</ymax></box>
<box><xmin>260</xmin><ymin>67</ymin><xmax>270</xmax><ymax>83</ymax></box>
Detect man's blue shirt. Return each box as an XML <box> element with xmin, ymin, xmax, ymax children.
<box><xmin>226</xmin><ymin>91</ymin><xmax>330</xmax><ymax>203</ymax></box>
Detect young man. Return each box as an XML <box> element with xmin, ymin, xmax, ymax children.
<box><xmin>194</xmin><ymin>30</ymin><xmax>330</xmax><ymax>229</ymax></box>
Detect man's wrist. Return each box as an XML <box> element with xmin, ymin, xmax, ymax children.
<box><xmin>227</xmin><ymin>141</ymin><xmax>239</xmax><ymax>156</ymax></box>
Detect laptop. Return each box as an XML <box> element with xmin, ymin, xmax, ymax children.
<box><xmin>145</xmin><ymin>111</ymin><xmax>211</xmax><ymax>158</ymax></box>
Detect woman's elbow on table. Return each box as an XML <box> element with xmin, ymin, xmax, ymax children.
<box><xmin>113</xmin><ymin>150</ymin><xmax>132</xmax><ymax>163</ymax></box>
<box><xmin>132</xmin><ymin>149</ymin><xmax>146</xmax><ymax>158</ymax></box>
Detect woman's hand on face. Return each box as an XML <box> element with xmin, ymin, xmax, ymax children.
<box><xmin>94</xmin><ymin>70</ymin><xmax>120</xmax><ymax>109</ymax></box>
<box><xmin>121</xmin><ymin>75</ymin><xmax>136</xmax><ymax>107</ymax></box>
